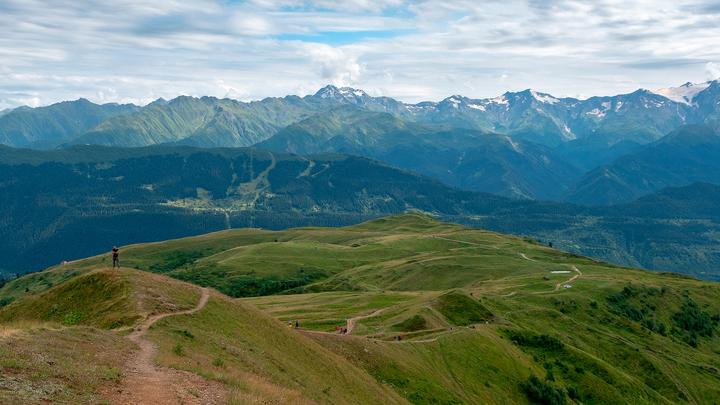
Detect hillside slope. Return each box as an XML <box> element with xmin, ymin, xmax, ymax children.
<box><xmin>0</xmin><ymin>268</ymin><xmax>405</xmax><ymax>404</ymax></box>
<box><xmin>2</xmin><ymin>214</ymin><xmax>720</xmax><ymax>404</ymax></box>
<box><xmin>0</xmin><ymin>99</ymin><xmax>138</xmax><ymax>148</ymax></box>
<box><xmin>565</xmin><ymin>125</ymin><xmax>720</xmax><ymax>205</ymax></box>
<box><xmin>2</xmin><ymin>144</ymin><xmax>720</xmax><ymax>280</ymax></box>
<box><xmin>258</xmin><ymin>106</ymin><xmax>580</xmax><ymax>199</ymax></box>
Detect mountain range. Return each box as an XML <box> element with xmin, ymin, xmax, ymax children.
<box><xmin>2</xmin><ymin>84</ymin><xmax>720</xmax><ymax>404</ymax></box>
<box><xmin>4</xmin><ymin>81</ymin><xmax>720</xmax><ymax>150</ymax></box>
<box><xmin>1</xmin><ymin>82</ymin><xmax>720</xmax><ymax>280</ymax></box>
<box><xmin>1</xmin><ymin>81</ymin><xmax>719</xmax><ymax>204</ymax></box>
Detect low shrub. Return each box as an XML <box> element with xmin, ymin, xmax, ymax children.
<box><xmin>521</xmin><ymin>375</ymin><xmax>567</xmax><ymax>405</ymax></box>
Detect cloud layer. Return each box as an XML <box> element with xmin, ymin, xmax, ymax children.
<box><xmin>1</xmin><ymin>0</ymin><xmax>719</xmax><ymax>109</ymax></box>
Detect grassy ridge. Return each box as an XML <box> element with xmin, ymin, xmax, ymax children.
<box><xmin>79</xmin><ymin>213</ymin><xmax>566</xmax><ymax>297</ymax></box>
<box><xmin>0</xmin><ymin>271</ymin><xmax>139</xmax><ymax>329</ymax></box>
<box><xmin>149</xmin><ymin>293</ymin><xmax>405</xmax><ymax>404</ymax></box>
<box><xmin>0</xmin><ymin>268</ymin><xmax>408</xmax><ymax>403</ymax></box>
<box><xmin>1</xmin><ymin>213</ymin><xmax>720</xmax><ymax>403</ymax></box>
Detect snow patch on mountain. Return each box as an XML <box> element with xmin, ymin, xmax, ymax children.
<box><xmin>314</xmin><ymin>85</ymin><xmax>370</xmax><ymax>101</ymax></box>
<box><xmin>490</xmin><ymin>95</ymin><xmax>509</xmax><ymax>106</ymax></box>
<box><xmin>531</xmin><ymin>90</ymin><xmax>560</xmax><ymax>104</ymax></box>
<box><xmin>505</xmin><ymin>136</ymin><xmax>522</xmax><ymax>153</ymax></box>
<box><xmin>586</xmin><ymin>108</ymin><xmax>606</xmax><ymax>118</ymax></box>
<box><xmin>406</xmin><ymin>104</ymin><xmax>434</xmax><ymax>112</ymax></box>
<box><xmin>652</xmin><ymin>82</ymin><xmax>711</xmax><ymax>105</ymax></box>
<box><xmin>447</xmin><ymin>96</ymin><xmax>462</xmax><ymax>108</ymax></box>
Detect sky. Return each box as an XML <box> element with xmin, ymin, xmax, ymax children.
<box><xmin>1</xmin><ymin>0</ymin><xmax>719</xmax><ymax>109</ymax></box>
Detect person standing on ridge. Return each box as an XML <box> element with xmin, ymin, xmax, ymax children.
<box><xmin>112</xmin><ymin>246</ymin><xmax>120</xmax><ymax>269</ymax></box>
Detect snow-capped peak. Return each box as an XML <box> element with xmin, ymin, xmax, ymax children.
<box><xmin>314</xmin><ymin>85</ymin><xmax>368</xmax><ymax>100</ymax></box>
<box><xmin>652</xmin><ymin>81</ymin><xmax>711</xmax><ymax>105</ymax></box>
<box><xmin>339</xmin><ymin>87</ymin><xmax>368</xmax><ymax>98</ymax></box>
<box><xmin>314</xmin><ymin>85</ymin><xmax>341</xmax><ymax>98</ymax></box>
<box><xmin>530</xmin><ymin>90</ymin><xmax>560</xmax><ymax>104</ymax></box>
<box><xmin>489</xmin><ymin>95</ymin><xmax>509</xmax><ymax>105</ymax></box>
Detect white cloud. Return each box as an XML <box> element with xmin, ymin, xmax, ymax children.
<box><xmin>231</xmin><ymin>14</ymin><xmax>275</xmax><ymax>36</ymax></box>
<box><xmin>0</xmin><ymin>0</ymin><xmax>719</xmax><ymax>109</ymax></box>
<box><xmin>304</xmin><ymin>44</ymin><xmax>363</xmax><ymax>86</ymax></box>
<box><xmin>707</xmin><ymin>62</ymin><xmax>720</xmax><ymax>80</ymax></box>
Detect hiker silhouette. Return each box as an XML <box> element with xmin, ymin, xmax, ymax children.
<box><xmin>112</xmin><ymin>246</ymin><xmax>120</xmax><ymax>269</ymax></box>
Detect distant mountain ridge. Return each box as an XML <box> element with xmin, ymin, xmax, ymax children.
<box><xmin>1</xmin><ymin>81</ymin><xmax>719</xmax><ymax>205</ymax></box>
<box><xmin>0</xmin><ymin>99</ymin><xmax>139</xmax><ymax>148</ymax></box>
<box><xmin>565</xmin><ymin>125</ymin><xmax>720</xmax><ymax>205</ymax></box>
<box><xmin>257</xmin><ymin>105</ymin><xmax>581</xmax><ymax>199</ymax></box>
<box><xmin>2</xmin><ymin>80</ymin><xmax>719</xmax><ymax>150</ymax></box>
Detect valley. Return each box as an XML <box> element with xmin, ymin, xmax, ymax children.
<box><xmin>2</xmin><ymin>83</ymin><xmax>720</xmax><ymax>282</ymax></box>
<box><xmin>1</xmin><ymin>145</ymin><xmax>719</xmax><ymax>280</ymax></box>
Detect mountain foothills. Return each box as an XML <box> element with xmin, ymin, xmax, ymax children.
<box><xmin>1</xmin><ymin>82</ymin><xmax>719</xmax><ymax>203</ymax></box>
<box><xmin>2</xmin><ymin>214</ymin><xmax>720</xmax><ymax>404</ymax></box>
<box><xmin>565</xmin><ymin>125</ymin><xmax>720</xmax><ymax>205</ymax></box>
<box><xmin>1</xmin><ymin>82</ymin><xmax>719</xmax><ymax>281</ymax></box>
<box><xmin>0</xmin><ymin>99</ymin><xmax>139</xmax><ymax>149</ymax></box>
<box><xmin>1</xmin><ymin>145</ymin><xmax>719</xmax><ymax>281</ymax></box>
<box><xmin>256</xmin><ymin>106</ymin><xmax>581</xmax><ymax>200</ymax></box>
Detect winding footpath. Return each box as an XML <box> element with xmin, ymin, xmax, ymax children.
<box><xmin>554</xmin><ymin>265</ymin><xmax>582</xmax><ymax>291</ymax></box>
<box><xmin>346</xmin><ymin>308</ymin><xmax>386</xmax><ymax>335</ymax></box>
<box><xmin>106</xmin><ymin>288</ymin><xmax>225</xmax><ymax>405</ymax></box>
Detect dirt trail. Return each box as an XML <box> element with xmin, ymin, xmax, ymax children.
<box><xmin>432</xmin><ymin>236</ymin><xmax>499</xmax><ymax>250</ymax></box>
<box><xmin>554</xmin><ymin>266</ymin><xmax>582</xmax><ymax>291</ymax></box>
<box><xmin>106</xmin><ymin>288</ymin><xmax>225</xmax><ymax>405</ymax></box>
<box><xmin>300</xmin><ymin>328</ymin><xmax>451</xmax><ymax>345</ymax></box>
<box><xmin>346</xmin><ymin>308</ymin><xmax>385</xmax><ymax>335</ymax></box>
<box><xmin>519</xmin><ymin>253</ymin><xmax>536</xmax><ymax>262</ymax></box>
<box><xmin>303</xmin><ymin>308</ymin><xmax>453</xmax><ymax>344</ymax></box>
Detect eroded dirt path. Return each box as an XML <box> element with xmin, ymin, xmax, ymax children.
<box><xmin>346</xmin><ymin>308</ymin><xmax>386</xmax><ymax>335</ymax></box>
<box><xmin>519</xmin><ymin>253</ymin><xmax>536</xmax><ymax>262</ymax></box>
<box><xmin>554</xmin><ymin>265</ymin><xmax>582</xmax><ymax>291</ymax></box>
<box><xmin>106</xmin><ymin>288</ymin><xmax>225</xmax><ymax>405</ymax></box>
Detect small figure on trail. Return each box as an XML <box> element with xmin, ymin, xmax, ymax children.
<box><xmin>112</xmin><ymin>246</ymin><xmax>120</xmax><ymax>269</ymax></box>
<box><xmin>295</xmin><ymin>320</ymin><xmax>300</xmax><ymax>329</ymax></box>
<box><xmin>288</xmin><ymin>320</ymin><xmax>294</xmax><ymax>328</ymax></box>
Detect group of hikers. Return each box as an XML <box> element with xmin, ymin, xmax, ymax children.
<box><xmin>287</xmin><ymin>320</ymin><xmax>301</xmax><ymax>329</ymax></box>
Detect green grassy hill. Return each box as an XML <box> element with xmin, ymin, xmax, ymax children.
<box><xmin>0</xmin><ymin>268</ymin><xmax>403</xmax><ymax>403</ymax></box>
<box><xmin>1</xmin><ymin>213</ymin><xmax>720</xmax><ymax>403</ymax></box>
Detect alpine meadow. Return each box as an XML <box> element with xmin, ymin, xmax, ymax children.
<box><xmin>2</xmin><ymin>1</ymin><xmax>720</xmax><ymax>404</ymax></box>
